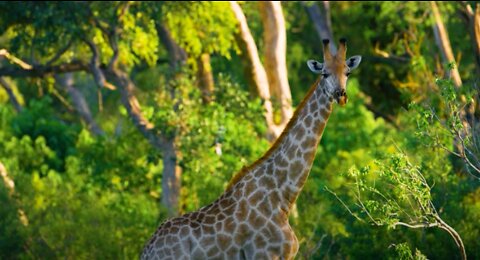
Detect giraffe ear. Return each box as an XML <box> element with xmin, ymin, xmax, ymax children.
<box><xmin>307</xmin><ymin>60</ymin><xmax>323</xmax><ymax>74</ymax></box>
<box><xmin>346</xmin><ymin>55</ymin><xmax>362</xmax><ymax>70</ymax></box>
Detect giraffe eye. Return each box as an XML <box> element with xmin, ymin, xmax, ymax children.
<box><xmin>346</xmin><ymin>72</ymin><xmax>351</xmax><ymax>77</ymax></box>
<box><xmin>322</xmin><ymin>73</ymin><xmax>330</xmax><ymax>78</ymax></box>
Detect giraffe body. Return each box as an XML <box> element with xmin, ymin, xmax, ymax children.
<box><xmin>142</xmin><ymin>39</ymin><xmax>362</xmax><ymax>260</ymax></box>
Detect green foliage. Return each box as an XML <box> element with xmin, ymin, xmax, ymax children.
<box><xmin>133</xmin><ymin>66</ymin><xmax>269</xmax><ymax>211</ymax></box>
<box><xmin>10</xmin><ymin>97</ymin><xmax>80</xmax><ymax>171</ymax></box>
<box><xmin>393</xmin><ymin>242</ymin><xmax>427</xmax><ymax>260</ymax></box>
<box><xmin>161</xmin><ymin>2</ymin><xmax>239</xmax><ymax>59</ymax></box>
<box><xmin>178</xmin><ymin>74</ymin><xmax>268</xmax><ymax>210</ymax></box>
<box><xmin>347</xmin><ymin>153</ymin><xmax>436</xmax><ymax>229</ymax></box>
<box><xmin>0</xmin><ymin>104</ymin><xmax>162</xmax><ymax>259</ymax></box>
<box><xmin>0</xmin><ymin>186</ymin><xmax>26</xmax><ymax>259</ymax></box>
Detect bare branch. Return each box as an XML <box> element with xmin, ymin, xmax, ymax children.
<box><xmin>324</xmin><ymin>186</ymin><xmax>365</xmax><ymax>223</ymax></box>
<box><xmin>0</xmin><ymin>49</ymin><xmax>33</xmax><ymax>69</ymax></box>
<box><xmin>394</xmin><ymin>221</ymin><xmax>439</xmax><ymax>229</ymax></box>
<box><xmin>0</xmin><ymin>61</ymin><xmax>87</xmax><ymax>78</ymax></box>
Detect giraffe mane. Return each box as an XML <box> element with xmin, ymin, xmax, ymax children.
<box><xmin>226</xmin><ymin>77</ymin><xmax>323</xmax><ymax>191</ymax></box>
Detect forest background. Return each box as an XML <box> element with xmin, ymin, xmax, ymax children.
<box><xmin>1</xmin><ymin>1</ymin><xmax>479</xmax><ymax>259</ymax></box>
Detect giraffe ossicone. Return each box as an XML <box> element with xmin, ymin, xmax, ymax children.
<box><xmin>142</xmin><ymin>38</ymin><xmax>362</xmax><ymax>260</ymax></box>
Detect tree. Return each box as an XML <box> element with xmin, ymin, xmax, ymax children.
<box><xmin>55</xmin><ymin>73</ymin><xmax>104</xmax><ymax>136</ymax></box>
<box><xmin>459</xmin><ymin>2</ymin><xmax>480</xmax><ymax>74</ymax></box>
<box><xmin>230</xmin><ymin>1</ymin><xmax>293</xmax><ymax>141</ymax></box>
<box><xmin>302</xmin><ymin>1</ymin><xmax>336</xmax><ymax>53</ymax></box>
<box><xmin>259</xmin><ymin>1</ymin><xmax>294</xmax><ymax>135</ymax></box>
<box><xmin>0</xmin><ymin>1</ymin><xmax>182</xmax><ymax>216</ymax></box>
<box><xmin>431</xmin><ymin>1</ymin><xmax>462</xmax><ymax>87</ymax></box>
<box><xmin>334</xmin><ymin>153</ymin><xmax>466</xmax><ymax>260</ymax></box>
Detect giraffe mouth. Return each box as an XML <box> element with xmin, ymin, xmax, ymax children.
<box><xmin>334</xmin><ymin>90</ymin><xmax>348</xmax><ymax>106</ymax></box>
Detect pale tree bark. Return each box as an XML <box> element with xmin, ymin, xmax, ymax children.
<box><xmin>259</xmin><ymin>1</ymin><xmax>294</xmax><ymax>132</ymax></box>
<box><xmin>431</xmin><ymin>1</ymin><xmax>462</xmax><ymax>87</ymax></box>
<box><xmin>0</xmin><ymin>77</ymin><xmax>22</xmax><ymax>113</ymax></box>
<box><xmin>302</xmin><ymin>1</ymin><xmax>337</xmax><ymax>53</ymax></box>
<box><xmin>55</xmin><ymin>73</ymin><xmax>104</xmax><ymax>136</ymax></box>
<box><xmin>432</xmin><ymin>1</ymin><xmax>478</xmax><ymax>176</ymax></box>
<box><xmin>230</xmin><ymin>1</ymin><xmax>289</xmax><ymax>141</ymax></box>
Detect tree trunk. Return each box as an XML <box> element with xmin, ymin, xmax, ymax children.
<box><xmin>459</xmin><ymin>3</ymin><xmax>480</xmax><ymax>75</ymax></box>
<box><xmin>56</xmin><ymin>73</ymin><xmax>104</xmax><ymax>136</ymax></box>
<box><xmin>107</xmin><ymin>66</ymin><xmax>183</xmax><ymax>216</ymax></box>
<box><xmin>432</xmin><ymin>1</ymin><xmax>476</xmax><ymax>175</ymax></box>
<box><xmin>230</xmin><ymin>1</ymin><xmax>281</xmax><ymax>141</ymax></box>
<box><xmin>431</xmin><ymin>1</ymin><xmax>462</xmax><ymax>87</ymax></box>
<box><xmin>259</xmin><ymin>1</ymin><xmax>293</xmax><ymax>131</ymax></box>
<box><xmin>302</xmin><ymin>1</ymin><xmax>337</xmax><ymax>53</ymax></box>
<box><xmin>107</xmin><ymin>68</ymin><xmax>166</xmax><ymax>150</ymax></box>
<box><xmin>156</xmin><ymin>24</ymin><xmax>187</xmax><ymax>70</ymax></box>
<box><xmin>157</xmin><ymin>23</ymin><xmax>188</xmax><ymax>217</ymax></box>
<box><xmin>161</xmin><ymin>139</ymin><xmax>182</xmax><ymax>216</ymax></box>
<box><xmin>196</xmin><ymin>53</ymin><xmax>214</xmax><ymax>103</ymax></box>
<box><xmin>0</xmin><ymin>77</ymin><xmax>22</xmax><ymax>113</ymax></box>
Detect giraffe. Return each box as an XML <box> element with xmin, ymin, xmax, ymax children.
<box><xmin>141</xmin><ymin>38</ymin><xmax>362</xmax><ymax>260</ymax></box>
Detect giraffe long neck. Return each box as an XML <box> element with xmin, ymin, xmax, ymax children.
<box><xmin>227</xmin><ymin>78</ymin><xmax>333</xmax><ymax>214</ymax></box>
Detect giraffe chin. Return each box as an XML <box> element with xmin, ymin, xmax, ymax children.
<box><xmin>337</xmin><ymin>95</ymin><xmax>348</xmax><ymax>106</ymax></box>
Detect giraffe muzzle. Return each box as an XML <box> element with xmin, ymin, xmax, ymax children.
<box><xmin>334</xmin><ymin>89</ymin><xmax>348</xmax><ymax>106</ymax></box>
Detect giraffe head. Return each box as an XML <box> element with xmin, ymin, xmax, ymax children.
<box><xmin>307</xmin><ymin>38</ymin><xmax>362</xmax><ymax>106</ymax></box>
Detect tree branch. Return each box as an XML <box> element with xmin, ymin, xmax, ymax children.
<box><xmin>55</xmin><ymin>73</ymin><xmax>104</xmax><ymax>136</ymax></box>
<box><xmin>302</xmin><ymin>1</ymin><xmax>336</xmax><ymax>52</ymax></box>
<box><xmin>435</xmin><ymin>215</ymin><xmax>467</xmax><ymax>260</ymax></box>
<box><xmin>394</xmin><ymin>221</ymin><xmax>439</xmax><ymax>229</ymax></box>
<box><xmin>0</xmin><ymin>49</ymin><xmax>33</xmax><ymax>70</ymax></box>
<box><xmin>0</xmin><ymin>61</ymin><xmax>87</xmax><ymax>78</ymax></box>
<box><xmin>0</xmin><ymin>77</ymin><xmax>23</xmax><ymax>112</ymax></box>
<box><xmin>105</xmin><ymin>67</ymin><xmax>167</xmax><ymax>150</ymax></box>
<box><xmin>84</xmin><ymin>39</ymin><xmax>116</xmax><ymax>90</ymax></box>
<box><xmin>108</xmin><ymin>2</ymin><xmax>131</xmax><ymax>70</ymax></box>
<box><xmin>45</xmin><ymin>38</ymin><xmax>73</xmax><ymax>66</ymax></box>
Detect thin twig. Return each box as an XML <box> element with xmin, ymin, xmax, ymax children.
<box><xmin>324</xmin><ymin>186</ymin><xmax>364</xmax><ymax>222</ymax></box>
